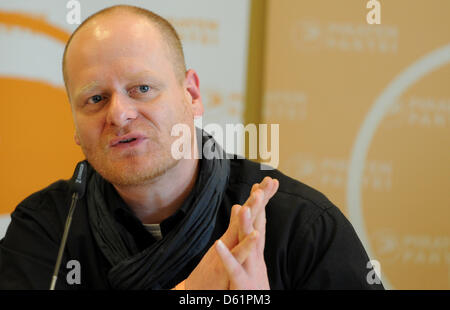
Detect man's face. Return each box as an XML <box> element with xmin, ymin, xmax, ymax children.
<box><xmin>65</xmin><ymin>13</ymin><xmax>202</xmax><ymax>186</ymax></box>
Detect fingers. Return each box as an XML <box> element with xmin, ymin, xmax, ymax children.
<box><xmin>230</xmin><ymin>230</ymin><xmax>258</xmax><ymax>264</ymax></box>
<box><xmin>255</xmin><ymin>178</ymin><xmax>279</xmax><ymax>241</ymax></box>
<box><xmin>221</xmin><ymin>204</ymin><xmax>242</xmax><ymax>248</ymax></box>
<box><xmin>243</xmin><ymin>177</ymin><xmax>279</xmax><ymax>224</ymax></box>
<box><xmin>216</xmin><ymin>178</ymin><xmax>278</xmax><ymax>290</ymax></box>
<box><xmin>254</xmin><ymin>208</ymin><xmax>266</xmax><ymax>254</ymax></box>
<box><xmin>215</xmin><ymin>239</ymin><xmax>250</xmax><ymax>288</ymax></box>
<box><xmin>259</xmin><ymin>177</ymin><xmax>279</xmax><ymax>204</ymax></box>
<box><xmin>238</xmin><ymin>206</ymin><xmax>253</xmax><ymax>242</ymax></box>
<box><xmin>220</xmin><ymin>177</ymin><xmax>279</xmax><ymax>250</ymax></box>
<box><xmin>240</xmin><ymin>177</ymin><xmax>279</xmax><ymax>237</ymax></box>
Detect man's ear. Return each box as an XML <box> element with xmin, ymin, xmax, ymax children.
<box><xmin>184</xmin><ymin>69</ymin><xmax>204</xmax><ymax>117</ymax></box>
<box><xmin>74</xmin><ymin>132</ymin><xmax>81</xmax><ymax>145</ymax></box>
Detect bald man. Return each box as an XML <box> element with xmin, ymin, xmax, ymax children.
<box><xmin>0</xmin><ymin>5</ymin><xmax>383</xmax><ymax>290</ymax></box>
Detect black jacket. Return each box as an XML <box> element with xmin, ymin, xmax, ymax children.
<box><xmin>0</xmin><ymin>158</ymin><xmax>383</xmax><ymax>290</ymax></box>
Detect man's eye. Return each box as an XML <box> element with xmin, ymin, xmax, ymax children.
<box><xmin>129</xmin><ymin>85</ymin><xmax>151</xmax><ymax>96</ymax></box>
<box><xmin>138</xmin><ymin>85</ymin><xmax>150</xmax><ymax>93</ymax></box>
<box><xmin>88</xmin><ymin>95</ymin><xmax>103</xmax><ymax>104</ymax></box>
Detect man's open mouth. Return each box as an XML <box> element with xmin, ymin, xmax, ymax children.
<box><xmin>110</xmin><ymin>133</ymin><xmax>146</xmax><ymax>147</ymax></box>
<box><xmin>119</xmin><ymin>138</ymin><xmax>137</xmax><ymax>144</ymax></box>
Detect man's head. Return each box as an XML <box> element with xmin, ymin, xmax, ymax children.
<box><xmin>63</xmin><ymin>5</ymin><xmax>203</xmax><ymax>186</ymax></box>
<box><xmin>63</xmin><ymin>5</ymin><xmax>187</xmax><ymax>89</ymax></box>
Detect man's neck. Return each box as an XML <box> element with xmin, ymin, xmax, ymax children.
<box><xmin>112</xmin><ymin>157</ymin><xmax>199</xmax><ymax>225</ymax></box>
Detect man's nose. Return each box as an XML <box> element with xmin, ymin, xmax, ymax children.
<box><xmin>105</xmin><ymin>93</ymin><xmax>138</xmax><ymax>127</ymax></box>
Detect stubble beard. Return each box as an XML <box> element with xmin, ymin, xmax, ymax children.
<box><xmin>82</xmin><ymin>136</ymin><xmax>180</xmax><ymax>187</ymax></box>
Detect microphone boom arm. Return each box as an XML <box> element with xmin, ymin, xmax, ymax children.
<box><xmin>49</xmin><ymin>192</ymin><xmax>79</xmax><ymax>290</ymax></box>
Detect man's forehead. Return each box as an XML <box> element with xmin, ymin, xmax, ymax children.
<box><xmin>65</xmin><ymin>12</ymin><xmax>165</xmax><ymax>77</ymax></box>
<box><xmin>63</xmin><ymin>9</ymin><xmax>182</xmax><ymax>95</ymax></box>
<box><xmin>72</xmin><ymin>12</ymin><xmax>160</xmax><ymax>45</ymax></box>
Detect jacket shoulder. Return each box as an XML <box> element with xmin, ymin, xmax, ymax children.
<box><xmin>7</xmin><ymin>178</ymin><xmax>73</xmax><ymax>243</ymax></box>
<box><xmin>15</xmin><ymin>179</ymin><xmax>71</xmax><ymax>213</ymax></box>
<box><xmin>228</xmin><ymin>159</ymin><xmax>377</xmax><ymax>289</ymax></box>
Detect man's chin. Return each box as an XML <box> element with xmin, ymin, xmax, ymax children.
<box><xmin>90</xmin><ymin>157</ymin><xmax>179</xmax><ymax>187</ymax></box>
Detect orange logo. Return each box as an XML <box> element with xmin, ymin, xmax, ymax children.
<box><xmin>0</xmin><ymin>11</ymin><xmax>83</xmax><ymax>218</ymax></box>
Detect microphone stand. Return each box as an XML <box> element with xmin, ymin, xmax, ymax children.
<box><xmin>49</xmin><ymin>192</ymin><xmax>79</xmax><ymax>290</ymax></box>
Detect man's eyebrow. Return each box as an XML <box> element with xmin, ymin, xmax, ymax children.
<box><xmin>73</xmin><ymin>71</ymin><xmax>160</xmax><ymax>100</ymax></box>
<box><xmin>74</xmin><ymin>81</ymin><xmax>99</xmax><ymax>100</ymax></box>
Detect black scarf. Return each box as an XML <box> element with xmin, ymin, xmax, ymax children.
<box><xmin>86</xmin><ymin>131</ymin><xmax>230</xmax><ymax>289</ymax></box>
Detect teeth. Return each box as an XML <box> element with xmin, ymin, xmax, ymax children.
<box><xmin>119</xmin><ymin>138</ymin><xmax>136</xmax><ymax>143</ymax></box>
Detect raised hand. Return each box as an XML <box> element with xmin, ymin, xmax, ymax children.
<box><xmin>177</xmin><ymin>177</ymin><xmax>279</xmax><ymax>290</ymax></box>
<box><xmin>216</xmin><ymin>177</ymin><xmax>279</xmax><ymax>290</ymax></box>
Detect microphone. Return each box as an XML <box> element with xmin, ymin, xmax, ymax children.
<box><xmin>69</xmin><ymin>160</ymin><xmax>87</xmax><ymax>199</ymax></box>
<box><xmin>49</xmin><ymin>160</ymin><xmax>88</xmax><ymax>290</ymax></box>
